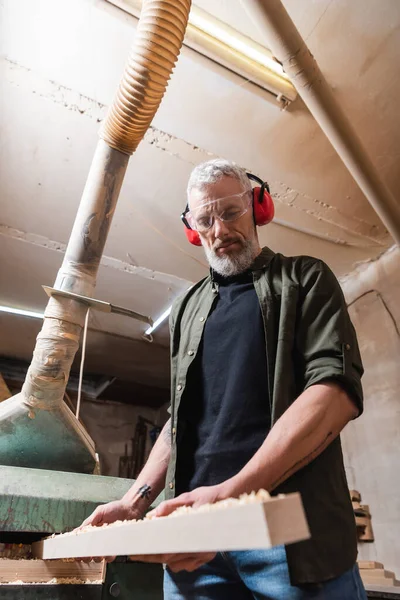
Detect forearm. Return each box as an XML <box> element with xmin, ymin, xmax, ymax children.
<box><xmin>122</xmin><ymin>418</ymin><xmax>171</xmax><ymax>511</ymax></box>
<box><xmin>224</xmin><ymin>382</ymin><xmax>357</xmax><ymax>497</ymax></box>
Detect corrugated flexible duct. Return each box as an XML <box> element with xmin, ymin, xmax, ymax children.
<box><xmin>102</xmin><ymin>0</ymin><xmax>191</xmax><ymax>154</ymax></box>
<box><xmin>0</xmin><ymin>0</ymin><xmax>191</xmax><ymax>473</ymax></box>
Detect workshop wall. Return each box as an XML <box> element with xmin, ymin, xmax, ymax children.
<box><xmin>80</xmin><ymin>399</ymin><xmax>164</xmax><ymax>477</ymax></box>
<box><xmin>340</xmin><ymin>246</ymin><xmax>400</xmax><ymax>576</ymax></box>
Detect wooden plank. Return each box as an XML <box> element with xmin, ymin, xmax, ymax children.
<box><xmin>358</xmin><ymin>506</ymin><xmax>374</xmax><ymax>542</ymax></box>
<box><xmin>356</xmin><ymin>516</ymin><xmax>369</xmax><ymax>528</ymax></box>
<box><xmin>364</xmin><ymin>583</ymin><xmax>400</xmax><ymax>594</ymax></box>
<box><xmin>361</xmin><ymin>569</ymin><xmax>395</xmax><ymax>579</ymax></box>
<box><xmin>361</xmin><ymin>576</ymin><xmax>396</xmax><ymax>587</ymax></box>
<box><xmin>352</xmin><ymin>501</ymin><xmax>369</xmax><ymax>515</ymax></box>
<box><xmin>33</xmin><ymin>493</ymin><xmax>310</xmax><ymax>560</ymax></box>
<box><xmin>358</xmin><ymin>561</ymin><xmax>384</xmax><ymax>570</ymax></box>
<box><xmin>350</xmin><ymin>489</ymin><xmax>361</xmax><ymax>502</ymax></box>
<box><xmin>0</xmin><ymin>374</ymin><xmax>11</xmax><ymax>402</ymax></box>
<box><xmin>360</xmin><ymin>568</ymin><xmax>399</xmax><ymax>589</ymax></box>
<box><xmin>0</xmin><ymin>559</ymin><xmax>105</xmax><ymax>584</ymax></box>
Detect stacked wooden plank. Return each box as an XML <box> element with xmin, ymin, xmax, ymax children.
<box><xmin>350</xmin><ymin>490</ymin><xmax>374</xmax><ymax>542</ymax></box>
<box><xmin>0</xmin><ymin>373</ymin><xmax>11</xmax><ymax>402</ymax></box>
<box><xmin>358</xmin><ymin>561</ymin><xmax>400</xmax><ymax>588</ymax></box>
<box><xmin>0</xmin><ymin>559</ymin><xmax>105</xmax><ymax>585</ymax></box>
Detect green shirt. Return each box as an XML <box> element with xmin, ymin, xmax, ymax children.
<box><xmin>166</xmin><ymin>247</ymin><xmax>363</xmax><ymax>585</ymax></box>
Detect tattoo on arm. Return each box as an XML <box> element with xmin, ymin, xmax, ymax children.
<box><xmin>137</xmin><ymin>484</ymin><xmax>152</xmax><ymax>499</ymax></box>
<box><xmin>270</xmin><ymin>431</ymin><xmax>333</xmax><ymax>491</ymax></box>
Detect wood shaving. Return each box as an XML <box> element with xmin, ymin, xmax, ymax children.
<box><xmin>1</xmin><ymin>578</ymin><xmax>102</xmax><ymax>585</ymax></box>
<box><xmin>0</xmin><ymin>544</ymin><xmax>32</xmax><ymax>559</ymax></box>
<box><xmin>48</xmin><ymin>489</ymin><xmax>272</xmax><ymax>540</ymax></box>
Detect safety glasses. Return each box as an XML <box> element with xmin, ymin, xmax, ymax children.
<box><xmin>183</xmin><ymin>191</ymin><xmax>252</xmax><ymax>232</ymax></box>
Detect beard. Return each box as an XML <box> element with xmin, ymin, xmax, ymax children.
<box><xmin>204</xmin><ymin>236</ymin><xmax>259</xmax><ymax>277</ymax></box>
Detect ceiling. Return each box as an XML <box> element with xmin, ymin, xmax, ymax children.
<box><xmin>0</xmin><ymin>0</ymin><xmax>399</xmax><ymax>405</ymax></box>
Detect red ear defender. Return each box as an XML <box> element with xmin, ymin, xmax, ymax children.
<box><xmin>181</xmin><ymin>206</ymin><xmax>202</xmax><ymax>246</ymax></box>
<box><xmin>185</xmin><ymin>227</ymin><xmax>202</xmax><ymax>246</ymax></box>
<box><xmin>252</xmin><ymin>186</ymin><xmax>275</xmax><ymax>226</ymax></box>
<box><xmin>246</xmin><ymin>173</ymin><xmax>274</xmax><ymax>226</ymax></box>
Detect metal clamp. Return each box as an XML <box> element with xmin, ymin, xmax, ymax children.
<box><xmin>42</xmin><ymin>286</ymin><xmax>153</xmax><ymax>326</ymax></box>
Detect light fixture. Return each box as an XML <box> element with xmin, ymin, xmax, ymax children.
<box><xmin>0</xmin><ymin>301</ymin><xmax>171</xmax><ymax>336</ymax></box>
<box><xmin>144</xmin><ymin>305</ymin><xmax>172</xmax><ymax>337</ymax></box>
<box><xmin>106</xmin><ymin>0</ymin><xmax>297</xmax><ymax>106</ymax></box>
<box><xmin>0</xmin><ymin>305</ymin><xmax>44</xmax><ymax>319</ymax></box>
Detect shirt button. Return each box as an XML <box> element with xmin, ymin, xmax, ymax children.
<box><xmin>172</xmin><ymin>427</ymin><xmax>176</xmax><ymax>435</ymax></box>
<box><xmin>169</xmin><ymin>482</ymin><xmax>174</xmax><ymax>489</ymax></box>
<box><xmin>345</xmin><ymin>343</ymin><xmax>351</xmax><ymax>350</ymax></box>
<box><xmin>200</xmin><ymin>317</ymin><xmax>205</xmax><ymax>322</ymax></box>
<box><xmin>177</xmin><ymin>384</ymin><xmax>182</xmax><ymax>391</ymax></box>
<box><xmin>187</xmin><ymin>350</ymin><xmax>194</xmax><ymax>356</ymax></box>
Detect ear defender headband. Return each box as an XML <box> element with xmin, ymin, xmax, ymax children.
<box><xmin>181</xmin><ymin>173</ymin><xmax>274</xmax><ymax>246</ymax></box>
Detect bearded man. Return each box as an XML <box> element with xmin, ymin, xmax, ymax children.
<box><xmin>83</xmin><ymin>159</ymin><xmax>366</xmax><ymax>600</ymax></box>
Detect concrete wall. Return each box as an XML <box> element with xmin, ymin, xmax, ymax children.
<box><xmin>80</xmin><ymin>399</ymin><xmax>167</xmax><ymax>477</ymax></box>
<box><xmin>340</xmin><ymin>246</ymin><xmax>400</xmax><ymax>576</ymax></box>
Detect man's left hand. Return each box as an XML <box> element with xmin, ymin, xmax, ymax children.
<box><xmin>148</xmin><ymin>484</ymin><xmax>226</xmax><ymax>519</ymax></box>
<box><xmin>129</xmin><ymin>552</ymin><xmax>217</xmax><ymax>572</ymax></box>
<box><xmin>131</xmin><ymin>484</ymin><xmax>228</xmax><ymax>572</ymax></box>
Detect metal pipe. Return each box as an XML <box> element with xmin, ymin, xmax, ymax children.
<box><xmin>0</xmin><ymin>0</ymin><xmax>191</xmax><ymax>473</ymax></box>
<box><xmin>241</xmin><ymin>0</ymin><xmax>400</xmax><ymax>245</ymax></box>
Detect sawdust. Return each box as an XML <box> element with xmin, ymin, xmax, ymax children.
<box><xmin>0</xmin><ymin>544</ymin><xmax>32</xmax><ymax>559</ymax></box>
<box><xmin>54</xmin><ymin>489</ymin><xmax>273</xmax><ymax>539</ymax></box>
<box><xmin>1</xmin><ymin>578</ymin><xmax>102</xmax><ymax>585</ymax></box>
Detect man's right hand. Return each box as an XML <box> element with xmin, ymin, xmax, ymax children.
<box><xmin>81</xmin><ymin>499</ymin><xmax>142</xmax><ymax>528</ymax></box>
<box><xmin>78</xmin><ymin>499</ymin><xmax>142</xmax><ymax>563</ymax></box>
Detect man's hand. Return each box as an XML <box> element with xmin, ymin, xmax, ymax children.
<box><xmin>148</xmin><ymin>484</ymin><xmax>225</xmax><ymax>519</ymax></box>
<box><xmin>133</xmin><ymin>484</ymin><xmax>224</xmax><ymax>572</ymax></box>
<box><xmin>81</xmin><ymin>499</ymin><xmax>142</xmax><ymax>528</ymax></box>
<box><xmin>78</xmin><ymin>499</ymin><xmax>143</xmax><ymax>563</ymax></box>
<box><xmin>79</xmin><ymin>485</ymin><xmax>224</xmax><ymax>570</ymax></box>
<box><xmin>129</xmin><ymin>552</ymin><xmax>216</xmax><ymax>573</ymax></box>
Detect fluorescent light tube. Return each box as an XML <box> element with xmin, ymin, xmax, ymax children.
<box><xmin>145</xmin><ymin>305</ymin><xmax>172</xmax><ymax>336</ymax></box>
<box><xmin>106</xmin><ymin>0</ymin><xmax>297</xmax><ymax>104</ymax></box>
<box><xmin>0</xmin><ymin>305</ymin><xmax>44</xmax><ymax>319</ymax></box>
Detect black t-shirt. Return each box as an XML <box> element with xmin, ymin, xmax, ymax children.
<box><xmin>175</xmin><ymin>270</ymin><xmax>271</xmax><ymax>494</ymax></box>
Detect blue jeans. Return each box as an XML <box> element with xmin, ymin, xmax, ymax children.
<box><xmin>163</xmin><ymin>546</ymin><xmax>367</xmax><ymax>600</ymax></box>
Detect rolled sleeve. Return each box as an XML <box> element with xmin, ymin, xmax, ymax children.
<box><xmin>296</xmin><ymin>259</ymin><xmax>364</xmax><ymax>415</ymax></box>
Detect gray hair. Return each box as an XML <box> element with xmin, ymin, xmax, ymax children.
<box><xmin>187</xmin><ymin>159</ymin><xmax>251</xmax><ymax>199</ymax></box>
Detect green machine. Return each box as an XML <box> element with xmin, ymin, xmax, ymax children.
<box><xmin>0</xmin><ymin>0</ymin><xmax>191</xmax><ymax>596</ymax></box>
<box><xmin>0</xmin><ymin>466</ymin><xmax>163</xmax><ymax>598</ymax></box>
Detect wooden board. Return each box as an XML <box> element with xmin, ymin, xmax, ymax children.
<box><xmin>350</xmin><ymin>489</ymin><xmax>361</xmax><ymax>502</ymax></box>
<box><xmin>33</xmin><ymin>493</ymin><xmax>310</xmax><ymax>560</ymax></box>
<box><xmin>0</xmin><ymin>559</ymin><xmax>105</xmax><ymax>584</ymax></box>
<box><xmin>361</xmin><ymin>569</ymin><xmax>395</xmax><ymax>580</ymax></box>
<box><xmin>358</xmin><ymin>561</ymin><xmax>384</xmax><ymax>570</ymax></box>
<box><xmin>357</xmin><ymin>507</ymin><xmax>374</xmax><ymax>542</ymax></box>
<box><xmin>0</xmin><ymin>374</ymin><xmax>11</xmax><ymax>403</ymax></box>
<box><xmin>356</xmin><ymin>515</ymin><xmax>370</xmax><ymax>528</ymax></box>
<box><xmin>360</xmin><ymin>568</ymin><xmax>398</xmax><ymax>588</ymax></box>
<box><xmin>364</xmin><ymin>583</ymin><xmax>400</xmax><ymax>593</ymax></box>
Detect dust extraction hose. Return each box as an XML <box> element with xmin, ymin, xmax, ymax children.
<box><xmin>102</xmin><ymin>0</ymin><xmax>191</xmax><ymax>155</ymax></box>
<box><xmin>0</xmin><ymin>0</ymin><xmax>191</xmax><ymax>473</ymax></box>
